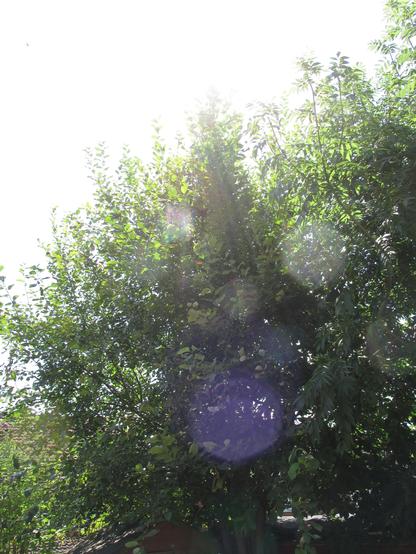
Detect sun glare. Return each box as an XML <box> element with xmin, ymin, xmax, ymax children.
<box><xmin>0</xmin><ymin>0</ymin><xmax>386</xmax><ymax>279</ymax></box>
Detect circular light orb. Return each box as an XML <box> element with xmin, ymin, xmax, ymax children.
<box><xmin>188</xmin><ymin>371</ymin><xmax>283</xmax><ymax>464</ymax></box>
<box><xmin>164</xmin><ymin>204</ymin><xmax>193</xmax><ymax>242</ymax></box>
<box><xmin>367</xmin><ymin>316</ymin><xmax>407</xmax><ymax>372</ymax></box>
<box><xmin>282</xmin><ymin>222</ymin><xmax>346</xmax><ymax>289</ymax></box>
<box><xmin>215</xmin><ymin>278</ymin><xmax>259</xmax><ymax>321</ymax></box>
<box><xmin>260</xmin><ymin>324</ymin><xmax>297</xmax><ymax>366</ymax></box>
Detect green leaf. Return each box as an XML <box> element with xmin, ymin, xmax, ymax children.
<box><xmin>149</xmin><ymin>445</ymin><xmax>165</xmax><ymax>456</ymax></box>
<box><xmin>288</xmin><ymin>462</ymin><xmax>300</xmax><ymax>480</ymax></box>
<box><xmin>310</xmin><ymin>521</ymin><xmax>323</xmax><ymax>532</ymax></box>
<box><xmin>177</xmin><ymin>346</ymin><xmax>191</xmax><ymax>355</ymax></box>
<box><xmin>189</xmin><ymin>442</ymin><xmax>199</xmax><ymax>456</ymax></box>
<box><xmin>143</xmin><ymin>528</ymin><xmax>160</xmax><ymax>538</ymax></box>
<box><xmin>125</xmin><ymin>540</ymin><xmax>140</xmax><ymax>548</ymax></box>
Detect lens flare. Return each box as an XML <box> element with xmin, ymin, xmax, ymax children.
<box><xmin>188</xmin><ymin>371</ymin><xmax>283</xmax><ymax>463</ymax></box>
<box><xmin>282</xmin><ymin>222</ymin><xmax>346</xmax><ymax>289</ymax></box>
<box><xmin>164</xmin><ymin>204</ymin><xmax>193</xmax><ymax>242</ymax></box>
<box><xmin>260</xmin><ymin>324</ymin><xmax>297</xmax><ymax>366</ymax></box>
<box><xmin>133</xmin><ymin>245</ymin><xmax>164</xmax><ymax>285</ymax></box>
<box><xmin>367</xmin><ymin>316</ymin><xmax>407</xmax><ymax>372</ymax></box>
<box><xmin>215</xmin><ymin>278</ymin><xmax>259</xmax><ymax>321</ymax></box>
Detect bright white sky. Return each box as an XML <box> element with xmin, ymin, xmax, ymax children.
<box><xmin>0</xmin><ymin>0</ymin><xmax>387</xmax><ymax>282</ymax></box>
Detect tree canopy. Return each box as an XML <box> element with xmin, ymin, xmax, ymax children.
<box><xmin>1</xmin><ymin>2</ymin><xmax>416</xmax><ymax>553</ymax></box>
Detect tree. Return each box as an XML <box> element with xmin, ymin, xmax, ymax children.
<box><xmin>1</xmin><ymin>2</ymin><xmax>416</xmax><ymax>552</ymax></box>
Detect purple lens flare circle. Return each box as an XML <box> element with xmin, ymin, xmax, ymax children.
<box><xmin>188</xmin><ymin>370</ymin><xmax>283</xmax><ymax>463</ymax></box>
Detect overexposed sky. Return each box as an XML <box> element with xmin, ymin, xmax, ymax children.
<box><xmin>0</xmin><ymin>0</ymin><xmax>387</xmax><ymax>281</ymax></box>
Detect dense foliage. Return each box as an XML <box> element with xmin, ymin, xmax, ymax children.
<box><xmin>1</xmin><ymin>2</ymin><xmax>416</xmax><ymax>553</ymax></box>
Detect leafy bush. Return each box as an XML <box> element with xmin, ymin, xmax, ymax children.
<box><xmin>1</xmin><ymin>3</ymin><xmax>416</xmax><ymax>553</ymax></box>
<box><xmin>0</xmin><ymin>408</ymin><xmax>69</xmax><ymax>553</ymax></box>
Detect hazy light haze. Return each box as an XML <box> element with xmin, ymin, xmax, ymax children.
<box><xmin>0</xmin><ymin>0</ymin><xmax>386</xmax><ymax>281</ymax></box>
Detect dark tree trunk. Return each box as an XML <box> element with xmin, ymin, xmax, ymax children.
<box><xmin>235</xmin><ymin>532</ymin><xmax>248</xmax><ymax>554</ymax></box>
<box><xmin>255</xmin><ymin>504</ymin><xmax>266</xmax><ymax>554</ymax></box>
<box><xmin>217</xmin><ymin>523</ymin><xmax>234</xmax><ymax>554</ymax></box>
